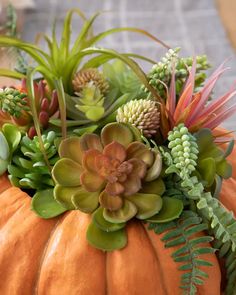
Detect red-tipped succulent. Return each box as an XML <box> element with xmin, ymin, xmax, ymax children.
<box><xmin>19</xmin><ymin>79</ymin><xmax>59</xmax><ymax>138</ymax></box>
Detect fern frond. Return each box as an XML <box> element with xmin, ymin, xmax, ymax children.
<box><xmin>148</xmin><ymin>211</ymin><xmax>215</xmax><ymax>295</ymax></box>
<box><xmin>214</xmin><ymin>238</ymin><xmax>236</xmax><ymax>295</ymax></box>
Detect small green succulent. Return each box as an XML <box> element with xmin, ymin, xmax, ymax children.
<box><xmin>8</xmin><ymin>131</ymin><xmax>59</xmax><ymax>190</ymax></box>
<box><xmin>72</xmin><ymin>83</ymin><xmax>105</xmax><ymax>121</ymax></box>
<box><xmin>0</xmin><ymin>88</ymin><xmax>29</xmax><ymax>118</ymax></box>
<box><xmin>194</xmin><ymin>128</ymin><xmax>233</xmax><ymax>188</ymax></box>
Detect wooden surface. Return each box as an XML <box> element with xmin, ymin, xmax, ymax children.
<box><xmin>217</xmin><ymin>0</ymin><xmax>236</xmax><ymax>51</ymax></box>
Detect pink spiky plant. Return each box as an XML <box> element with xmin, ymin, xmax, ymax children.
<box><xmin>165</xmin><ymin>60</ymin><xmax>236</xmax><ymax>134</ymax></box>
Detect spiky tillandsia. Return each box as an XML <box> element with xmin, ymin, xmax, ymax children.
<box><xmin>0</xmin><ymin>9</ymin><xmax>171</xmax><ymax>140</ymax></box>
<box><xmin>163</xmin><ymin>60</ymin><xmax>236</xmax><ymax>135</ymax></box>
<box><xmin>116</xmin><ymin>99</ymin><xmax>160</xmax><ymax>138</ymax></box>
<box><xmin>0</xmin><ymin>8</ymin><xmax>169</xmax><ymax>95</ymax></box>
<box><xmin>144</xmin><ymin>48</ymin><xmax>210</xmax><ymax>99</ymax></box>
<box><xmin>8</xmin><ymin>131</ymin><xmax>59</xmax><ymax>190</ymax></box>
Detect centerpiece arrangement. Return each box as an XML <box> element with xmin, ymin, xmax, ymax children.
<box><xmin>0</xmin><ymin>8</ymin><xmax>236</xmax><ymax>295</ymax></box>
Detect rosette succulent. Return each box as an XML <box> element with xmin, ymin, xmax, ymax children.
<box><xmin>51</xmin><ymin>123</ymin><xmax>183</xmax><ymax>249</ymax></box>
<box><xmin>53</xmin><ymin>122</ymin><xmax>163</xmax><ymax>217</ymax></box>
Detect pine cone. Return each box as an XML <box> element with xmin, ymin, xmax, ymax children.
<box><xmin>72</xmin><ymin>68</ymin><xmax>109</xmax><ymax>95</ymax></box>
<box><xmin>116</xmin><ymin>99</ymin><xmax>160</xmax><ymax>137</ymax></box>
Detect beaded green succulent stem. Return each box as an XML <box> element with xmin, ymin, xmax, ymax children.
<box><xmin>145</xmin><ymin>48</ymin><xmax>210</xmax><ymax>98</ymax></box>
<box><xmin>166</xmin><ymin>123</ymin><xmax>199</xmax><ymax>180</ymax></box>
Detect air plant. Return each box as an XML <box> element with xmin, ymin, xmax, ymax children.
<box><xmin>0</xmin><ymin>9</ymin><xmax>169</xmax><ymax>96</ymax></box>
<box><xmin>164</xmin><ymin>60</ymin><xmax>236</xmax><ymax>133</ymax></box>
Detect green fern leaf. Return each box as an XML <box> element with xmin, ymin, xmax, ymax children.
<box><xmin>148</xmin><ymin>211</ymin><xmax>214</xmax><ymax>295</ymax></box>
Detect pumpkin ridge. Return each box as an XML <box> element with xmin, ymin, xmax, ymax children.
<box><xmin>0</xmin><ymin>188</ymin><xmax>32</xmax><ymax>229</ymax></box>
<box><xmin>33</xmin><ymin>212</ymin><xmax>66</xmax><ymax>295</ymax></box>
<box><xmin>0</xmin><ymin>174</ymin><xmax>11</xmax><ymax>194</ymax></box>
<box><xmin>141</xmin><ymin>222</ymin><xmax>168</xmax><ymax>295</ymax></box>
<box><xmin>105</xmin><ymin>253</ymin><xmax>108</xmax><ymax>295</ymax></box>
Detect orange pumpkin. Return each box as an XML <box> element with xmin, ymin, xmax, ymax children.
<box><xmin>0</xmin><ymin>142</ymin><xmax>235</xmax><ymax>295</ymax></box>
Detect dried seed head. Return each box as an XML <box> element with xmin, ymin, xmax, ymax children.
<box><xmin>116</xmin><ymin>99</ymin><xmax>160</xmax><ymax>137</ymax></box>
<box><xmin>72</xmin><ymin>68</ymin><xmax>109</xmax><ymax>95</ymax></box>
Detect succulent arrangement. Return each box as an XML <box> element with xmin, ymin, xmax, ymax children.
<box><xmin>0</xmin><ymin>8</ymin><xmax>236</xmax><ymax>295</ymax></box>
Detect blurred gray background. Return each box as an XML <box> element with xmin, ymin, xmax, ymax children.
<box><xmin>19</xmin><ymin>0</ymin><xmax>236</xmax><ymax>129</ymax></box>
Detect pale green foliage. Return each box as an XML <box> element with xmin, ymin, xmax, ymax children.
<box><xmin>148</xmin><ymin>211</ymin><xmax>215</xmax><ymax>295</ymax></box>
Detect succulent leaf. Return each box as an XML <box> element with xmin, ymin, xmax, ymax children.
<box><xmin>86</xmin><ymin>221</ymin><xmax>127</xmax><ymax>251</ymax></box>
<box><xmin>32</xmin><ymin>189</ymin><xmax>67</xmax><ymax>219</ymax></box>
<box><xmin>146</xmin><ymin>197</ymin><xmax>184</xmax><ymax>223</ymax></box>
<box><xmin>101</xmin><ymin>122</ymin><xmax>135</xmax><ymax>147</ymax></box>
<box><xmin>103</xmin><ymin>200</ymin><xmax>137</xmax><ymax>223</ymax></box>
<box><xmin>92</xmin><ymin>207</ymin><xmax>126</xmax><ymax>232</ymax></box>
<box><xmin>52</xmin><ymin>158</ymin><xmax>83</xmax><ymax>187</ymax></box>
<box><xmin>125</xmin><ymin>193</ymin><xmax>163</xmax><ymax>220</ymax></box>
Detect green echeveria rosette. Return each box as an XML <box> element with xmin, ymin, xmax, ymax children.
<box><xmin>51</xmin><ymin>123</ymin><xmax>183</xmax><ymax>250</ymax></box>
<box><xmin>8</xmin><ymin>131</ymin><xmax>59</xmax><ymax>190</ymax></box>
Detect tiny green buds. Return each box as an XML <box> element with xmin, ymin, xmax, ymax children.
<box><xmin>0</xmin><ymin>88</ymin><xmax>29</xmax><ymax>118</ymax></box>
<box><xmin>167</xmin><ymin>123</ymin><xmax>199</xmax><ymax>179</ymax></box>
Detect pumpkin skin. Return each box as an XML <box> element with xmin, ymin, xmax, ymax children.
<box><xmin>0</xmin><ymin>138</ymin><xmax>235</xmax><ymax>294</ymax></box>
<box><xmin>0</xmin><ymin>177</ymin><xmax>222</xmax><ymax>295</ymax></box>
